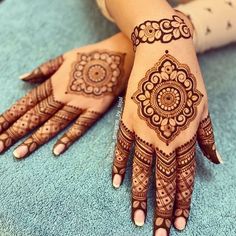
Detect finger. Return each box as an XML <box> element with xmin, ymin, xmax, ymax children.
<box><xmin>19</xmin><ymin>55</ymin><xmax>64</xmax><ymax>83</ymax></box>
<box><xmin>53</xmin><ymin>110</ymin><xmax>101</xmax><ymax>156</ymax></box>
<box><xmin>112</xmin><ymin>120</ymin><xmax>134</xmax><ymax>188</ymax></box>
<box><xmin>154</xmin><ymin>148</ymin><xmax>177</xmax><ymax>236</ymax></box>
<box><xmin>0</xmin><ymin>95</ymin><xmax>62</xmax><ymax>154</ymax></box>
<box><xmin>13</xmin><ymin>105</ymin><xmax>81</xmax><ymax>159</ymax></box>
<box><xmin>173</xmin><ymin>136</ymin><xmax>197</xmax><ymax>231</ymax></box>
<box><xmin>0</xmin><ymin>80</ymin><xmax>52</xmax><ymax>133</ymax></box>
<box><xmin>197</xmin><ymin>113</ymin><xmax>222</xmax><ymax>164</ymax></box>
<box><xmin>132</xmin><ymin>136</ymin><xmax>153</xmax><ymax>227</ymax></box>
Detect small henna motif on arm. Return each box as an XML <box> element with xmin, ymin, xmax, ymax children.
<box><xmin>131</xmin><ymin>15</ymin><xmax>191</xmax><ymax>49</ymax></box>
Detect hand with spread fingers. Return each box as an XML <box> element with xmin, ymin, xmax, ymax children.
<box><xmin>0</xmin><ymin>33</ymin><xmax>134</xmax><ymax>159</ymax></box>
<box><xmin>111</xmin><ymin>11</ymin><xmax>223</xmax><ymax>236</ymax></box>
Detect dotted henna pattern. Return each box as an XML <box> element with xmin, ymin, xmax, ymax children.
<box><xmin>131</xmin><ymin>15</ymin><xmax>191</xmax><ymax>49</ymax></box>
<box><xmin>133</xmin><ymin>51</ymin><xmax>203</xmax><ymax>145</ymax></box>
<box><xmin>67</xmin><ymin>51</ymin><xmax>125</xmax><ymax>97</ymax></box>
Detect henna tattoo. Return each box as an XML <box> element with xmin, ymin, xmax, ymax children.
<box><xmin>174</xmin><ymin>135</ymin><xmax>196</xmax><ymax>224</ymax></box>
<box><xmin>0</xmin><ymin>93</ymin><xmax>63</xmax><ymax>154</ymax></box>
<box><xmin>132</xmin><ymin>136</ymin><xmax>153</xmax><ymax>222</ymax></box>
<box><xmin>67</xmin><ymin>51</ymin><xmax>125</xmax><ymax>97</ymax></box>
<box><xmin>14</xmin><ymin>105</ymin><xmax>81</xmax><ymax>158</ymax></box>
<box><xmin>154</xmin><ymin>148</ymin><xmax>177</xmax><ymax>234</ymax></box>
<box><xmin>131</xmin><ymin>15</ymin><xmax>191</xmax><ymax>49</ymax></box>
<box><xmin>133</xmin><ymin>51</ymin><xmax>203</xmax><ymax>145</ymax></box>
<box><xmin>112</xmin><ymin>121</ymin><xmax>134</xmax><ymax>184</ymax></box>
<box><xmin>0</xmin><ymin>80</ymin><xmax>52</xmax><ymax>135</ymax></box>
<box><xmin>197</xmin><ymin>114</ymin><xmax>221</xmax><ymax>164</ymax></box>
<box><xmin>20</xmin><ymin>55</ymin><xmax>64</xmax><ymax>83</ymax></box>
<box><xmin>53</xmin><ymin>110</ymin><xmax>101</xmax><ymax>155</ymax></box>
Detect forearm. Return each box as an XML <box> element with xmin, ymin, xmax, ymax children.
<box><xmin>106</xmin><ymin>0</ymin><xmax>175</xmax><ymax>38</ymax></box>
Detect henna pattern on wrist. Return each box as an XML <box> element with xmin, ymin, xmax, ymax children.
<box><xmin>131</xmin><ymin>15</ymin><xmax>191</xmax><ymax>49</ymax></box>
<box><xmin>197</xmin><ymin>114</ymin><xmax>221</xmax><ymax>164</ymax></box>
<box><xmin>67</xmin><ymin>51</ymin><xmax>125</xmax><ymax>97</ymax></box>
<box><xmin>133</xmin><ymin>51</ymin><xmax>203</xmax><ymax>145</ymax></box>
<box><xmin>21</xmin><ymin>55</ymin><xmax>64</xmax><ymax>83</ymax></box>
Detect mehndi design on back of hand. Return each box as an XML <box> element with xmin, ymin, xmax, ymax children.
<box><xmin>67</xmin><ymin>51</ymin><xmax>125</xmax><ymax>97</ymax></box>
<box><xmin>0</xmin><ymin>47</ymin><xmax>127</xmax><ymax>158</ymax></box>
<box><xmin>131</xmin><ymin>15</ymin><xmax>191</xmax><ymax>49</ymax></box>
<box><xmin>133</xmin><ymin>51</ymin><xmax>203</xmax><ymax>145</ymax></box>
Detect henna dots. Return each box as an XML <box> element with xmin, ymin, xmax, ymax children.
<box><xmin>133</xmin><ymin>52</ymin><xmax>203</xmax><ymax>145</ymax></box>
<box><xmin>67</xmin><ymin>51</ymin><xmax>125</xmax><ymax>97</ymax></box>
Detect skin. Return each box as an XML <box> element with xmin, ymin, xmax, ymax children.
<box><xmin>106</xmin><ymin>0</ymin><xmax>222</xmax><ymax>235</ymax></box>
<box><xmin>0</xmin><ymin>33</ymin><xmax>134</xmax><ymax>158</ymax></box>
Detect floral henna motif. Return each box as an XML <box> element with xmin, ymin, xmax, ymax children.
<box><xmin>21</xmin><ymin>55</ymin><xmax>64</xmax><ymax>83</ymax></box>
<box><xmin>197</xmin><ymin>114</ymin><xmax>221</xmax><ymax>164</ymax></box>
<box><xmin>133</xmin><ymin>51</ymin><xmax>203</xmax><ymax>145</ymax></box>
<box><xmin>131</xmin><ymin>15</ymin><xmax>191</xmax><ymax>49</ymax></box>
<box><xmin>15</xmin><ymin>105</ymin><xmax>81</xmax><ymax>158</ymax></box>
<box><xmin>132</xmin><ymin>136</ymin><xmax>153</xmax><ymax>221</ymax></box>
<box><xmin>112</xmin><ymin>121</ymin><xmax>134</xmax><ymax>183</ymax></box>
<box><xmin>67</xmin><ymin>51</ymin><xmax>125</xmax><ymax>97</ymax></box>
<box><xmin>174</xmin><ymin>135</ymin><xmax>196</xmax><ymax>224</ymax></box>
<box><xmin>0</xmin><ymin>80</ymin><xmax>52</xmax><ymax>134</ymax></box>
<box><xmin>53</xmin><ymin>110</ymin><xmax>101</xmax><ymax>154</ymax></box>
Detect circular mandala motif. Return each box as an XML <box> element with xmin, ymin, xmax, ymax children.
<box><xmin>133</xmin><ymin>53</ymin><xmax>202</xmax><ymax>144</ymax></box>
<box><xmin>67</xmin><ymin>51</ymin><xmax>124</xmax><ymax>96</ymax></box>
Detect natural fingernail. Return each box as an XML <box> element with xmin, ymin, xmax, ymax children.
<box><xmin>216</xmin><ymin>150</ymin><xmax>224</xmax><ymax>164</ymax></box>
<box><xmin>112</xmin><ymin>174</ymin><xmax>122</xmax><ymax>188</ymax></box>
<box><xmin>174</xmin><ymin>217</ymin><xmax>186</xmax><ymax>231</ymax></box>
<box><xmin>155</xmin><ymin>228</ymin><xmax>168</xmax><ymax>236</ymax></box>
<box><xmin>53</xmin><ymin>144</ymin><xmax>65</xmax><ymax>156</ymax></box>
<box><xmin>134</xmin><ymin>209</ymin><xmax>145</xmax><ymax>226</ymax></box>
<box><xmin>0</xmin><ymin>141</ymin><xmax>4</xmax><ymax>153</ymax></box>
<box><xmin>19</xmin><ymin>72</ymin><xmax>31</xmax><ymax>80</ymax></box>
<box><xmin>13</xmin><ymin>146</ymin><xmax>28</xmax><ymax>159</ymax></box>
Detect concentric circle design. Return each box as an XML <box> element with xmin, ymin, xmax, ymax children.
<box><xmin>67</xmin><ymin>51</ymin><xmax>124</xmax><ymax>96</ymax></box>
<box><xmin>133</xmin><ymin>53</ymin><xmax>202</xmax><ymax>144</ymax></box>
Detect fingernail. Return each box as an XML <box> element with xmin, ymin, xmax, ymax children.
<box><xmin>0</xmin><ymin>141</ymin><xmax>4</xmax><ymax>153</ymax></box>
<box><xmin>13</xmin><ymin>145</ymin><xmax>28</xmax><ymax>159</ymax></box>
<box><xmin>19</xmin><ymin>72</ymin><xmax>31</xmax><ymax>80</ymax></box>
<box><xmin>155</xmin><ymin>228</ymin><xmax>168</xmax><ymax>236</ymax></box>
<box><xmin>134</xmin><ymin>209</ymin><xmax>145</xmax><ymax>226</ymax></box>
<box><xmin>53</xmin><ymin>144</ymin><xmax>65</xmax><ymax>156</ymax></box>
<box><xmin>174</xmin><ymin>217</ymin><xmax>186</xmax><ymax>231</ymax></box>
<box><xmin>216</xmin><ymin>150</ymin><xmax>224</xmax><ymax>164</ymax></box>
<box><xmin>112</xmin><ymin>174</ymin><xmax>122</xmax><ymax>188</ymax></box>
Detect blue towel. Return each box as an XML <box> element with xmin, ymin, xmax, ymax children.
<box><xmin>0</xmin><ymin>0</ymin><xmax>235</xmax><ymax>235</ymax></box>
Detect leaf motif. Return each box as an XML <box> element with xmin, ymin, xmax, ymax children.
<box><xmin>173</xmin><ymin>28</ymin><xmax>180</xmax><ymax>38</ymax></box>
<box><xmin>133</xmin><ymin>201</ymin><xmax>140</xmax><ymax>208</ymax></box>
<box><xmin>141</xmin><ymin>202</ymin><xmax>147</xmax><ymax>209</ymax></box>
<box><xmin>162</xmin><ymin>33</ymin><xmax>172</xmax><ymax>42</ymax></box>
<box><xmin>155</xmin><ymin>217</ymin><xmax>164</xmax><ymax>226</ymax></box>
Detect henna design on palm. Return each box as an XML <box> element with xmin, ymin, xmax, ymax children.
<box><xmin>131</xmin><ymin>15</ymin><xmax>191</xmax><ymax>50</ymax></box>
<box><xmin>133</xmin><ymin>51</ymin><xmax>203</xmax><ymax>145</ymax></box>
<box><xmin>67</xmin><ymin>51</ymin><xmax>125</xmax><ymax>97</ymax></box>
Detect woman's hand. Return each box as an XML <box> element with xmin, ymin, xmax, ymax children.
<box><xmin>0</xmin><ymin>33</ymin><xmax>134</xmax><ymax>158</ymax></box>
<box><xmin>111</xmin><ymin>14</ymin><xmax>222</xmax><ymax>236</ymax></box>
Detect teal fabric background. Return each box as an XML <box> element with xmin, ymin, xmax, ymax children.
<box><xmin>0</xmin><ymin>0</ymin><xmax>236</xmax><ymax>235</ymax></box>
